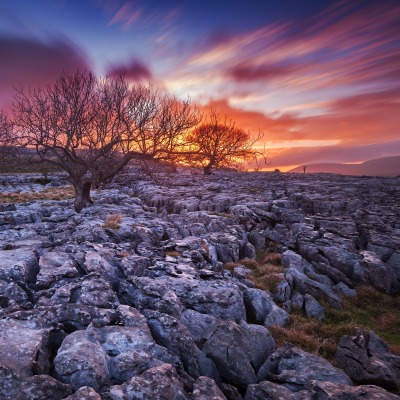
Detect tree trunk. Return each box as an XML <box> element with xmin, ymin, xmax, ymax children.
<box><xmin>203</xmin><ymin>164</ymin><xmax>212</xmax><ymax>175</ymax></box>
<box><xmin>73</xmin><ymin>180</ymin><xmax>93</xmax><ymax>213</ymax></box>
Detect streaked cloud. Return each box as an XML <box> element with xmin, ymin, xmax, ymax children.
<box><xmin>0</xmin><ymin>35</ymin><xmax>90</xmax><ymax>109</ymax></box>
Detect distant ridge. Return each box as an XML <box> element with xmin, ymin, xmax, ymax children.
<box><xmin>288</xmin><ymin>155</ymin><xmax>400</xmax><ymax>177</ymax></box>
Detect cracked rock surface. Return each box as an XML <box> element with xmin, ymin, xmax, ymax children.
<box><xmin>0</xmin><ymin>171</ymin><xmax>399</xmax><ymax>399</ymax></box>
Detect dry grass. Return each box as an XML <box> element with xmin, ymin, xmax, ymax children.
<box><xmin>103</xmin><ymin>213</ymin><xmax>122</xmax><ymax>230</ymax></box>
<box><xmin>230</xmin><ymin>245</ymin><xmax>400</xmax><ymax>365</ymax></box>
<box><xmin>0</xmin><ymin>186</ymin><xmax>74</xmax><ymax>203</ymax></box>
<box><xmin>165</xmin><ymin>250</ymin><xmax>181</xmax><ymax>258</ymax></box>
<box><xmin>270</xmin><ymin>285</ymin><xmax>400</xmax><ymax>363</ymax></box>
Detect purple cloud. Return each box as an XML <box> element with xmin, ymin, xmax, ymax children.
<box><xmin>0</xmin><ymin>35</ymin><xmax>90</xmax><ymax>109</ymax></box>
<box><xmin>107</xmin><ymin>59</ymin><xmax>152</xmax><ymax>82</ymax></box>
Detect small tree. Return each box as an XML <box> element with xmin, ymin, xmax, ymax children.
<box><xmin>8</xmin><ymin>71</ymin><xmax>199</xmax><ymax>212</ymax></box>
<box><xmin>186</xmin><ymin>110</ymin><xmax>264</xmax><ymax>175</ymax></box>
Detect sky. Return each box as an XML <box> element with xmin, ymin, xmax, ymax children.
<box><xmin>0</xmin><ymin>0</ymin><xmax>399</xmax><ymax>171</ymax></box>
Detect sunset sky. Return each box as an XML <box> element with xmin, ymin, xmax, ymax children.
<box><xmin>1</xmin><ymin>0</ymin><xmax>399</xmax><ymax>171</ymax></box>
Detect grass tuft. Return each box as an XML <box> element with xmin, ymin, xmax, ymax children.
<box><xmin>103</xmin><ymin>213</ymin><xmax>122</xmax><ymax>230</ymax></box>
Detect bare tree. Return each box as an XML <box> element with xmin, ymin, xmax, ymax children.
<box><xmin>9</xmin><ymin>71</ymin><xmax>199</xmax><ymax>212</ymax></box>
<box><xmin>185</xmin><ymin>110</ymin><xmax>264</xmax><ymax>175</ymax></box>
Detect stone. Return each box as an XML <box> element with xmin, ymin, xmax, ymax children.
<box><xmin>309</xmin><ymin>380</ymin><xmax>400</xmax><ymax>400</ymax></box>
<box><xmin>336</xmin><ymin>329</ymin><xmax>400</xmax><ymax>390</ymax></box>
<box><xmin>0</xmin><ymin>248</ymin><xmax>38</xmax><ymax>284</ymax></box>
<box><xmin>192</xmin><ymin>376</ymin><xmax>227</xmax><ymax>400</ymax></box>
<box><xmin>244</xmin><ymin>381</ymin><xmax>309</xmax><ymax>400</ymax></box>
<box><xmin>64</xmin><ymin>386</ymin><xmax>102</xmax><ymax>399</ymax></box>
<box><xmin>201</xmin><ymin>320</ymin><xmax>257</xmax><ymax>387</ymax></box>
<box><xmin>257</xmin><ymin>344</ymin><xmax>352</xmax><ymax>391</ymax></box>
<box><xmin>36</xmin><ymin>251</ymin><xmax>79</xmax><ymax>289</ymax></box>
<box><xmin>105</xmin><ymin>364</ymin><xmax>189</xmax><ymax>400</ymax></box>
<box><xmin>145</xmin><ymin>310</ymin><xmax>200</xmax><ymax>378</ymax></box>
<box><xmin>304</xmin><ymin>294</ymin><xmax>325</xmax><ymax>320</ymax></box>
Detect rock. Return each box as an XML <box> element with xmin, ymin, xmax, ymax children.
<box><xmin>244</xmin><ymin>381</ymin><xmax>308</xmax><ymax>399</ymax></box>
<box><xmin>0</xmin><ymin>319</ymin><xmax>51</xmax><ymax>377</ymax></box>
<box><xmin>105</xmin><ymin>364</ymin><xmax>189</xmax><ymax>400</ymax></box>
<box><xmin>336</xmin><ymin>329</ymin><xmax>400</xmax><ymax>390</ymax></box>
<box><xmin>239</xmin><ymin>322</ymin><xmax>276</xmax><ymax>371</ymax></box>
<box><xmin>332</xmin><ymin>282</ymin><xmax>356</xmax><ymax>297</ymax></box>
<box><xmin>304</xmin><ymin>294</ymin><xmax>325</xmax><ymax>320</ymax></box>
<box><xmin>263</xmin><ymin>303</ymin><xmax>291</xmax><ymax>328</ymax></box>
<box><xmin>192</xmin><ymin>376</ymin><xmax>227</xmax><ymax>400</ymax></box>
<box><xmin>0</xmin><ymin>279</ymin><xmax>29</xmax><ymax>307</ymax></box>
<box><xmin>0</xmin><ymin>366</ymin><xmax>73</xmax><ymax>400</ymax></box>
<box><xmin>257</xmin><ymin>344</ymin><xmax>352</xmax><ymax>391</ymax></box>
<box><xmin>243</xmin><ymin>288</ymin><xmax>273</xmax><ymax>324</ymax></box>
<box><xmin>54</xmin><ymin>329</ymin><xmax>111</xmax><ymax>391</ymax></box>
<box><xmin>0</xmin><ymin>248</ymin><xmax>38</xmax><ymax>284</ymax></box>
<box><xmin>36</xmin><ymin>251</ymin><xmax>79</xmax><ymax>289</ymax></box>
<box><xmin>219</xmin><ymin>383</ymin><xmax>244</xmax><ymax>400</ymax></box>
<box><xmin>243</xmin><ymin>288</ymin><xmax>290</xmax><ymax>327</ymax></box>
<box><xmin>145</xmin><ymin>310</ymin><xmax>200</xmax><ymax>378</ymax></box>
<box><xmin>309</xmin><ymin>380</ymin><xmax>400</xmax><ymax>399</ymax></box>
<box><xmin>359</xmin><ymin>251</ymin><xmax>399</xmax><ymax>293</ymax></box>
<box><xmin>387</xmin><ymin>251</ymin><xmax>400</xmax><ymax>280</ymax></box>
<box><xmin>54</xmin><ymin>307</ymin><xmax>164</xmax><ymax>390</ymax></box>
<box><xmin>201</xmin><ymin>320</ymin><xmax>257</xmax><ymax>387</ymax></box>
<box><xmin>64</xmin><ymin>386</ymin><xmax>102</xmax><ymax>399</ymax></box>
<box><xmin>180</xmin><ymin>309</ymin><xmax>218</xmax><ymax>346</ymax></box>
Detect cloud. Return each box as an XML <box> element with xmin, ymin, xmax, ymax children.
<box><xmin>0</xmin><ymin>35</ymin><xmax>90</xmax><ymax>109</ymax></box>
<box><xmin>107</xmin><ymin>59</ymin><xmax>153</xmax><ymax>82</ymax></box>
<box><xmin>228</xmin><ymin>63</ymin><xmax>294</xmax><ymax>82</ymax></box>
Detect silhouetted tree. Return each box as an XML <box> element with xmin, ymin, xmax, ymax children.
<box><xmin>186</xmin><ymin>110</ymin><xmax>264</xmax><ymax>175</ymax></box>
<box><xmin>8</xmin><ymin>71</ymin><xmax>199</xmax><ymax>212</ymax></box>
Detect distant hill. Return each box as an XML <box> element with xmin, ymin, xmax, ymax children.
<box><xmin>288</xmin><ymin>155</ymin><xmax>400</xmax><ymax>177</ymax></box>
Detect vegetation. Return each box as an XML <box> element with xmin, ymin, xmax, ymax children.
<box><xmin>0</xmin><ymin>186</ymin><xmax>74</xmax><ymax>203</ymax></box>
<box><xmin>225</xmin><ymin>247</ymin><xmax>400</xmax><ymax>364</ymax></box>
<box><xmin>102</xmin><ymin>213</ymin><xmax>123</xmax><ymax>230</ymax></box>
<box><xmin>185</xmin><ymin>110</ymin><xmax>264</xmax><ymax>175</ymax></box>
<box><xmin>0</xmin><ymin>72</ymin><xmax>266</xmax><ymax>212</ymax></box>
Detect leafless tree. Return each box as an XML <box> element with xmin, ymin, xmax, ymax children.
<box><xmin>185</xmin><ymin>110</ymin><xmax>265</xmax><ymax>175</ymax></box>
<box><xmin>9</xmin><ymin>70</ymin><xmax>199</xmax><ymax>212</ymax></box>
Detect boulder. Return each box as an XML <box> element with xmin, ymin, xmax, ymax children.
<box><xmin>336</xmin><ymin>330</ymin><xmax>400</xmax><ymax>390</ymax></box>
<box><xmin>105</xmin><ymin>364</ymin><xmax>189</xmax><ymax>400</ymax></box>
<box><xmin>201</xmin><ymin>320</ymin><xmax>257</xmax><ymax>387</ymax></box>
<box><xmin>304</xmin><ymin>294</ymin><xmax>325</xmax><ymax>320</ymax></box>
<box><xmin>257</xmin><ymin>344</ymin><xmax>352</xmax><ymax>391</ymax></box>
<box><xmin>145</xmin><ymin>310</ymin><xmax>200</xmax><ymax>378</ymax></box>
<box><xmin>309</xmin><ymin>380</ymin><xmax>400</xmax><ymax>400</ymax></box>
<box><xmin>244</xmin><ymin>381</ymin><xmax>308</xmax><ymax>400</ymax></box>
<box><xmin>192</xmin><ymin>376</ymin><xmax>227</xmax><ymax>400</ymax></box>
<box><xmin>0</xmin><ymin>248</ymin><xmax>38</xmax><ymax>284</ymax></box>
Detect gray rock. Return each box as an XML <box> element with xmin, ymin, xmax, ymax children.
<box><xmin>332</xmin><ymin>282</ymin><xmax>356</xmax><ymax>297</ymax></box>
<box><xmin>105</xmin><ymin>364</ymin><xmax>189</xmax><ymax>400</ymax></box>
<box><xmin>239</xmin><ymin>322</ymin><xmax>276</xmax><ymax>371</ymax></box>
<box><xmin>180</xmin><ymin>309</ymin><xmax>218</xmax><ymax>346</ymax></box>
<box><xmin>309</xmin><ymin>379</ymin><xmax>400</xmax><ymax>400</ymax></box>
<box><xmin>36</xmin><ymin>251</ymin><xmax>79</xmax><ymax>289</ymax></box>
<box><xmin>0</xmin><ymin>319</ymin><xmax>51</xmax><ymax>377</ymax></box>
<box><xmin>263</xmin><ymin>303</ymin><xmax>291</xmax><ymax>328</ymax></box>
<box><xmin>387</xmin><ymin>250</ymin><xmax>400</xmax><ymax>280</ymax></box>
<box><xmin>244</xmin><ymin>381</ymin><xmax>309</xmax><ymax>400</ymax></box>
<box><xmin>145</xmin><ymin>310</ymin><xmax>200</xmax><ymax>378</ymax></box>
<box><xmin>0</xmin><ymin>279</ymin><xmax>29</xmax><ymax>307</ymax></box>
<box><xmin>336</xmin><ymin>329</ymin><xmax>400</xmax><ymax>390</ymax></box>
<box><xmin>201</xmin><ymin>320</ymin><xmax>257</xmax><ymax>387</ymax></box>
<box><xmin>192</xmin><ymin>376</ymin><xmax>227</xmax><ymax>400</ymax></box>
<box><xmin>243</xmin><ymin>288</ymin><xmax>273</xmax><ymax>324</ymax></box>
<box><xmin>63</xmin><ymin>386</ymin><xmax>102</xmax><ymax>399</ymax></box>
<box><xmin>304</xmin><ymin>294</ymin><xmax>325</xmax><ymax>320</ymax></box>
<box><xmin>0</xmin><ymin>366</ymin><xmax>73</xmax><ymax>400</ymax></box>
<box><xmin>0</xmin><ymin>248</ymin><xmax>38</xmax><ymax>283</ymax></box>
<box><xmin>257</xmin><ymin>344</ymin><xmax>352</xmax><ymax>391</ymax></box>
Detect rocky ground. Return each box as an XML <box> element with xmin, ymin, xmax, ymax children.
<box><xmin>0</xmin><ymin>170</ymin><xmax>399</xmax><ymax>399</ymax></box>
